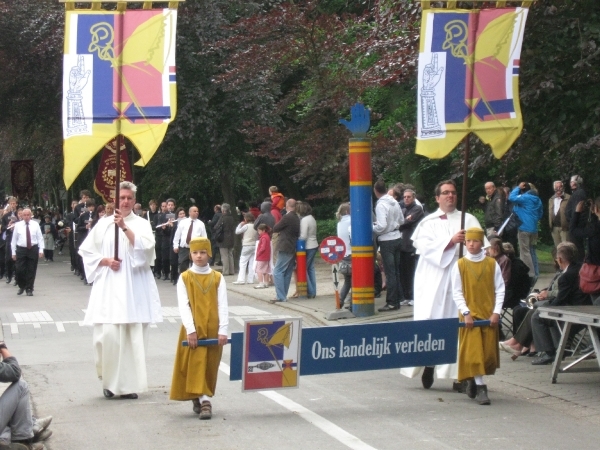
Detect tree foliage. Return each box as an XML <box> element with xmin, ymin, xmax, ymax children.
<box><xmin>0</xmin><ymin>0</ymin><xmax>598</xmax><ymax>220</ymax></box>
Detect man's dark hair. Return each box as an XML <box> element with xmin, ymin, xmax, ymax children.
<box><xmin>166</xmin><ymin>198</ymin><xmax>176</xmax><ymax>205</ymax></box>
<box><xmin>434</xmin><ymin>179</ymin><xmax>456</xmax><ymax>197</ymax></box>
<box><xmin>80</xmin><ymin>189</ymin><xmax>92</xmax><ymax>199</ymax></box>
<box><xmin>374</xmin><ymin>179</ymin><xmax>387</xmax><ymax>195</ymax></box>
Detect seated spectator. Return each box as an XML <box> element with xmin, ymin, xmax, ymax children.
<box><xmin>1</xmin><ymin>341</ymin><xmax>52</xmax><ymax>449</ymax></box>
<box><xmin>530</xmin><ymin>242</ymin><xmax>592</xmax><ymax>365</ymax></box>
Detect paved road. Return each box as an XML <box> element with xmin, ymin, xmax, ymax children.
<box><xmin>2</xmin><ymin>254</ymin><xmax>600</xmax><ymax>449</ymax></box>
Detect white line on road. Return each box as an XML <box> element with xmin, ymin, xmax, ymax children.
<box><xmin>56</xmin><ymin>322</ymin><xmax>65</xmax><ymax>332</ymax></box>
<box><xmin>218</xmin><ymin>362</ymin><xmax>377</xmax><ymax>450</ymax></box>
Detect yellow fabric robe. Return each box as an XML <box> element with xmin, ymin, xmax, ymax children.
<box><xmin>457</xmin><ymin>257</ymin><xmax>500</xmax><ymax>381</ymax></box>
<box><xmin>170</xmin><ymin>270</ymin><xmax>223</xmax><ymax>400</ymax></box>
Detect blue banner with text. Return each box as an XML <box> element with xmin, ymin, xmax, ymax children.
<box><xmin>230</xmin><ymin>318</ymin><xmax>459</xmax><ymax>380</ymax></box>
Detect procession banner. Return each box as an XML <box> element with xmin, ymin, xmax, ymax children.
<box><xmin>416</xmin><ymin>7</ymin><xmax>528</xmax><ymax>159</ymax></box>
<box><xmin>62</xmin><ymin>7</ymin><xmax>177</xmax><ymax>188</ymax></box>
<box><xmin>231</xmin><ymin>319</ymin><xmax>459</xmax><ymax>382</ymax></box>
<box><xmin>11</xmin><ymin>160</ymin><xmax>34</xmax><ymax>201</ymax></box>
<box><xmin>93</xmin><ymin>138</ymin><xmax>133</xmax><ymax>203</ymax></box>
<box><xmin>242</xmin><ymin>318</ymin><xmax>302</xmax><ymax>392</ymax></box>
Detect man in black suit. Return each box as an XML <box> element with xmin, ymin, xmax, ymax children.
<box><xmin>1</xmin><ymin>197</ymin><xmax>18</xmax><ymax>284</ymax></box>
<box><xmin>530</xmin><ymin>241</ymin><xmax>591</xmax><ymax>365</ymax></box>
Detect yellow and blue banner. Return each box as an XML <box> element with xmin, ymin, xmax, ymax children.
<box><xmin>242</xmin><ymin>318</ymin><xmax>301</xmax><ymax>392</ymax></box>
<box><xmin>416</xmin><ymin>7</ymin><xmax>528</xmax><ymax>159</ymax></box>
<box><xmin>62</xmin><ymin>8</ymin><xmax>177</xmax><ymax>188</ymax></box>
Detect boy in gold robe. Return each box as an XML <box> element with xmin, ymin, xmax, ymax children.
<box><xmin>450</xmin><ymin>228</ymin><xmax>504</xmax><ymax>405</ymax></box>
<box><xmin>170</xmin><ymin>237</ymin><xmax>228</xmax><ymax>419</ymax></box>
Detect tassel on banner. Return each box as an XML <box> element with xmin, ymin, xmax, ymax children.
<box><xmin>447</xmin><ymin>1</ymin><xmax>457</xmax><ymax>9</ymax></box>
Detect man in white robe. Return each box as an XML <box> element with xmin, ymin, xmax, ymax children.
<box><xmin>400</xmin><ymin>180</ymin><xmax>487</xmax><ymax>389</ymax></box>
<box><xmin>79</xmin><ymin>182</ymin><xmax>162</xmax><ymax>399</ymax></box>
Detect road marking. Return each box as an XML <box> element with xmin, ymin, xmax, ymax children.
<box><xmin>4</xmin><ymin>306</ymin><xmax>284</xmax><ymax>334</ymax></box>
<box><xmin>219</xmin><ymin>362</ymin><xmax>377</xmax><ymax>450</ymax></box>
<box><xmin>14</xmin><ymin>311</ymin><xmax>53</xmax><ymax>323</ymax></box>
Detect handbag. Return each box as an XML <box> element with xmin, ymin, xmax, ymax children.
<box><xmin>579</xmin><ymin>262</ymin><xmax>600</xmax><ymax>294</ymax></box>
<box><xmin>338</xmin><ymin>255</ymin><xmax>352</xmax><ymax>275</ymax></box>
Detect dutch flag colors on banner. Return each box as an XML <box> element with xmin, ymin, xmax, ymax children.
<box><xmin>62</xmin><ymin>8</ymin><xmax>177</xmax><ymax>188</ymax></box>
<box><xmin>416</xmin><ymin>7</ymin><xmax>528</xmax><ymax>160</ymax></box>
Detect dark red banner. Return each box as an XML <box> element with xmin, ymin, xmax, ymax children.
<box><xmin>93</xmin><ymin>139</ymin><xmax>132</xmax><ymax>203</ymax></box>
<box><xmin>11</xmin><ymin>160</ymin><xmax>34</xmax><ymax>201</ymax></box>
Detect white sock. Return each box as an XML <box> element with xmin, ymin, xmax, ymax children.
<box><xmin>200</xmin><ymin>395</ymin><xmax>211</xmax><ymax>403</ymax></box>
<box><xmin>474</xmin><ymin>375</ymin><xmax>484</xmax><ymax>385</ymax></box>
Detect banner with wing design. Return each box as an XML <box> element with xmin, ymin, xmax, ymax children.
<box><xmin>416</xmin><ymin>7</ymin><xmax>528</xmax><ymax>159</ymax></box>
<box><xmin>62</xmin><ymin>8</ymin><xmax>177</xmax><ymax>188</ymax></box>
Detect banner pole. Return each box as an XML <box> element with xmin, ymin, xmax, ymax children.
<box><xmin>459</xmin><ymin>134</ymin><xmax>470</xmax><ymax>258</ymax></box>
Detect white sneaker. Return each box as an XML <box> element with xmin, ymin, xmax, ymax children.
<box><xmin>400</xmin><ymin>300</ymin><xmax>411</xmax><ymax>306</ymax></box>
<box><xmin>254</xmin><ymin>283</ymin><xmax>267</xmax><ymax>289</ymax></box>
<box><xmin>408</xmin><ymin>300</ymin><xmax>414</xmax><ymax>306</ymax></box>
<box><xmin>232</xmin><ymin>281</ymin><xmax>245</xmax><ymax>285</ymax></box>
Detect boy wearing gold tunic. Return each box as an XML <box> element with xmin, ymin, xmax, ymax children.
<box><xmin>170</xmin><ymin>237</ymin><xmax>228</xmax><ymax>419</ymax></box>
<box><xmin>450</xmin><ymin>228</ymin><xmax>504</xmax><ymax>405</ymax></box>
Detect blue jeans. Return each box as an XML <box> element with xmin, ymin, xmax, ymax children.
<box><xmin>379</xmin><ymin>238</ymin><xmax>403</xmax><ymax>307</ymax></box>
<box><xmin>273</xmin><ymin>251</ymin><xmax>296</xmax><ymax>301</ymax></box>
<box><xmin>306</xmin><ymin>247</ymin><xmax>318</xmax><ymax>297</ymax></box>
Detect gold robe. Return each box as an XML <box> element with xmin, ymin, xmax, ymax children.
<box><xmin>457</xmin><ymin>256</ymin><xmax>500</xmax><ymax>381</ymax></box>
<box><xmin>170</xmin><ymin>270</ymin><xmax>223</xmax><ymax>400</ymax></box>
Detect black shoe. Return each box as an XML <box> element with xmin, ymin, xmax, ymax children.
<box><xmin>103</xmin><ymin>389</ymin><xmax>114</xmax><ymax>398</ymax></box>
<box><xmin>531</xmin><ymin>353</ymin><xmax>555</xmax><ymax>365</ymax></box>
<box><xmin>70</xmin><ymin>265</ymin><xmax>75</xmax><ymax>271</ymax></box>
<box><xmin>120</xmin><ymin>393</ymin><xmax>138</xmax><ymax>399</ymax></box>
<box><xmin>13</xmin><ymin>280</ymin><xmax>17</xmax><ymax>286</ymax></box>
<box><xmin>422</xmin><ymin>366</ymin><xmax>434</xmax><ymax>389</ymax></box>
<box><xmin>378</xmin><ymin>304</ymin><xmax>399</xmax><ymax>312</ymax></box>
<box><xmin>466</xmin><ymin>379</ymin><xmax>477</xmax><ymax>399</ymax></box>
<box><xmin>476</xmin><ymin>384</ymin><xmax>490</xmax><ymax>405</ymax></box>
<box><xmin>6</xmin><ymin>277</ymin><xmax>12</xmax><ymax>284</ymax></box>
<box><xmin>26</xmin><ymin>290</ymin><xmax>33</xmax><ymax>296</ymax></box>
<box><xmin>17</xmin><ymin>288</ymin><xmax>25</xmax><ymax>295</ymax></box>
<box><xmin>172</xmin><ymin>280</ymin><xmax>177</xmax><ymax>285</ymax></box>
<box><xmin>162</xmin><ymin>275</ymin><xmax>168</xmax><ymax>281</ymax></box>
<box><xmin>452</xmin><ymin>380</ymin><xmax>466</xmax><ymax>393</ymax></box>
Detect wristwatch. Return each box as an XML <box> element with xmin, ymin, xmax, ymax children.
<box><xmin>122</xmin><ymin>228</ymin><xmax>128</xmax><ymax>232</ymax></box>
<box><xmin>463</xmin><ymin>311</ymin><xmax>470</xmax><ymax>316</ymax></box>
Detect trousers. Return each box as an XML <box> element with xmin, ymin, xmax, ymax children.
<box><xmin>0</xmin><ymin>379</ymin><xmax>33</xmax><ymax>442</ymax></box>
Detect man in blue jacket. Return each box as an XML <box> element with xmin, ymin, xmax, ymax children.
<box><xmin>509</xmin><ymin>182</ymin><xmax>544</xmax><ymax>287</ymax></box>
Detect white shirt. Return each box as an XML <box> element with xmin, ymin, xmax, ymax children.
<box><xmin>553</xmin><ymin>196</ymin><xmax>562</xmax><ymax>217</ymax></box>
<box><xmin>451</xmin><ymin>249</ymin><xmax>505</xmax><ymax>316</ymax></box>
<box><xmin>373</xmin><ymin>194</ymin><xmax>404</xmax><ymax>241</ymax></box>
<box><xmin>337</xmin><ymin>215</ymin><xmax>351</xmax><ymax>257</ymax></box>
<box><xmin>11</xmin><ymin>220</ymin><xmax>44</xmax><ymax>256</ymax></box>
<box><xmin>173</xmin><ymin>218</ymin><xmax>207</xmax><ymax>249</ymax></box>
<box><xmin>299</xmin><ymin>215</ymin><xmax>319</xmax><ymax>250</ymax></box>
<box><xmin>177</xmin><ymin>264</ymin><xmax>229</xmax><ymax>336</ymax></box>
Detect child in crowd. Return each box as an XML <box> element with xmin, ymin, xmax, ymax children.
<box><xmin>170</xmin><ymin>237</ymin><xmax>229</xmax><ymax>420</ymax></box>
<box><xmin>254</xmin><ymin>223</ymin><xmax>272</xmax><ymax>289</ymax></box>
<box><xmin>269</xmin><ymin>186</ymin><xmax>285</xmax><ymax>223</ymax></box>
<box><xmin>450</xmin><ymin>228</ymin><xmax>504</xmax><ymax>405</ymax></box>
<box><xmin>233</xmin><ymin>213</ymin><xmax>258</xmax><ymax>285</ymax></box>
